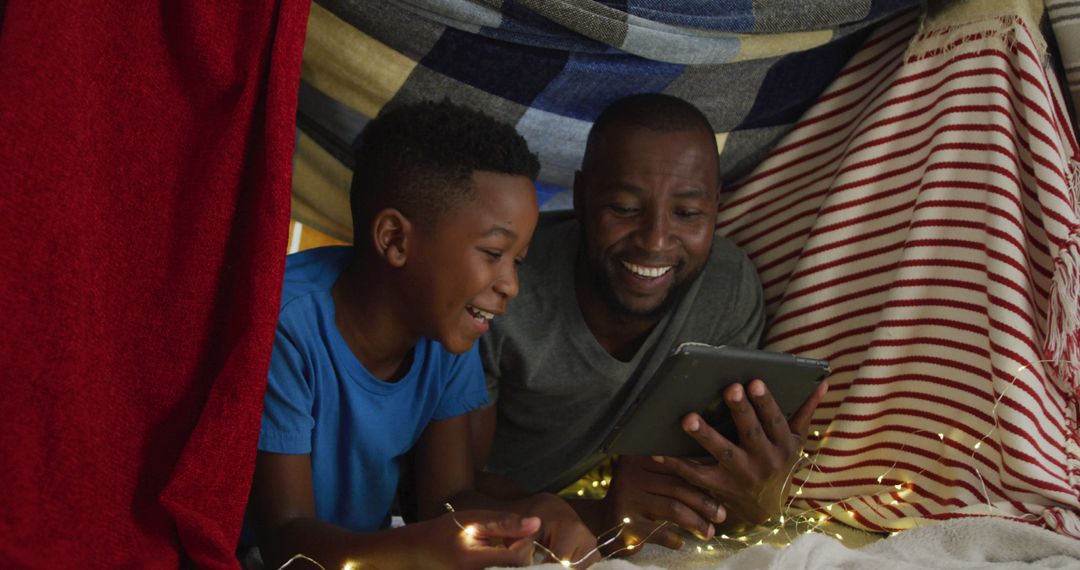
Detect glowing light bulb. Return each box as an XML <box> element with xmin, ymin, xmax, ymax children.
<box><xmin>835</xmin><ymin>533</ymin><xmax>844</xmax><ymax>540</ymax></box>
<box><xmin>779</xmin><ymin>515</ymin><xmax>785</xmax><ymax>524</ymax></box>
<box><xmin>342</xmin><ymin>563</ymin><xmax>356</xmax><ymax>570</ymax></box>
<box><xmin>890</xmin><ymin>500</ymin><xmax>898</xmax><ymax>505</ymax></box>
<box><xmin>826</xmin><ymin>505</ymin><xmax>833</xmax><ymax>512</ymax></box>
<box><xmin>973</xmin><ymin>442</ymin><xmax>982</xmax><ymax>450</ymax></box>
<box><xmin>876</xmin><ymin>476</ymin><xmax>884</xmax><ymax>483</ymax></box>
<box><xmin>591</xmin><ymin>481</ymin><xmax>599</xmax><ymax>488</ymax></box>
<box><xmin>720</xmin><ymin>534</ymin><xmax>730</xmax><ymax>540</ymax></box>
<box><xmin>696</xmin><ymin>546</ymin><xmax>702</xmax><ymax>553</ymax></box>
<box><xmin>601</xmin><ymin>479</ymin><xmax>608</xmax><ymax>487</ymax></box>
<box><xmin>560</xmin><ymin>560</ymin><xmax>571</xmax><ymax>568</ymax></box>
<box><xmin>938</xmin><ymin>433</ymin><xmax>944</xmax><ymax>440</ymax></box>
<box><xmin>796</xmin><ymin>488</ymin><xmax>803</xmax><ymax>495</ymax></box>
<box><xmin>463</xmin><ymin>525</ymin><xmax>478</xmax><ymax>538</ymax></box>
<box><xmin>576</xmin><ymin>489</ymin><xmax>584</xmax><ymax>496</ymax></box>
<box><xmin>894</xmin><ymin>484</ymin><xmax>902</xmax><ymax>490</ymax></box>
<box><xmin>813</xmin><ymin>430</ymin><xmax>821</xmax><ymax>437</ymax></box>
<box><xmin>707</xmin><ymin>545</ymin><xmax>714</xmax><ymax>551</ymax></box>
<box><xmin>771</xmin><ymin>528</ymin><xmax>780</xmax><ymax>535</ymax></box>
<box><xmin>626</xmin><ymin>544</ymin><xmax>636</xmax><ymax>551</ymax></box>
<box><xmin>622</xmin><ymin>517</ymin><xmax>631</xmax><ymax>524</ymax></box>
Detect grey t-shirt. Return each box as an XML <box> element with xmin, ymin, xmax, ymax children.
<box><xmin>481</xmin><ymin>212</ymin><xmax>766</xmax><ymax>492</ymax></box>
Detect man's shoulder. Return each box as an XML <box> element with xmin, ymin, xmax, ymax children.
<box><xmin>701</xmin><ymin>233</ymin><xmax>756</xmax><ymax>283</ymax></box>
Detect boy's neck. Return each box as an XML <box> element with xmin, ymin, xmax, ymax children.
<box><xmin>331</xmin><ymin>262</ymin><xmax>417</xmax><ymax>382</ymax></box>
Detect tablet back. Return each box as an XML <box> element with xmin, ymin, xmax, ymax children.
<box><xmin>602</xmin><ymin>344</ymin><xmax>829</xmax><ymax>457</ymax></box>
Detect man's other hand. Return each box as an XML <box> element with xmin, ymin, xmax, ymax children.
<box><xmin>598</xmin><ymin>455</ymin><xmax>727</xmax><ymax>553</ymax></box>
<box><xmin>657</xmin><ymin>378</ymin><xmax>829</xmax><ymax>528</ymax></box>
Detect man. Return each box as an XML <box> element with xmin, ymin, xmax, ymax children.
<box><xmin>475</xmin><ymin>93</ymin><xmax>828</xmax><ymax>550</ymax></box>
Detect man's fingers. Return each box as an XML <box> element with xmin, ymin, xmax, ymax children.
<box><xmin>632</xmin><ymin>489</ymin><xmax>715</xmax><ymax>540</ymax></box>
<box><xmin>681</xmin><ymin>412</ymin><xmax>744</xmax><ymax>465</ymax></box>
<box><xmin>721</xmin><ymin>382</ymin><xmax>771</xmax><ymax>454</ymax></box>
<box><xmin>745</xmin><ymin>379</ymin><xmax>792</xmax><ymax>444</ymax></box>
<box><xmin>789</xmin><ymin>379</ymin><xmax>829</xmax><ymax>436</ymax></box>
<box><xmin>636</xmin><ymin>525</ymin><xmax>684</xmax><ymax>551</ymax></box>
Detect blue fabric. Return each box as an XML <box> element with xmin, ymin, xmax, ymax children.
<box><xmin>258</xmin><ymin>246</ymin><xmax>490</xmax><ymax>532</ymax></box>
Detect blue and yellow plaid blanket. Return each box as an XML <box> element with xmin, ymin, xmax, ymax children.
<box><xmin>292</xmin><ymin>0</ymin><xmax>921</xmax><ymax>240</ymax></box>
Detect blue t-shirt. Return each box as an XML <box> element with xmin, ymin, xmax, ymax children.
<box><xmin>259</xmin><ymin>246</ymin><xmax>489</xmax><ymax>532</ymax></box>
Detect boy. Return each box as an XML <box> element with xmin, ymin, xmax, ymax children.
<box><xmin>248</xmin><ymin>100</ymin><xmax>597</xmax><ymax>569</ymax></box>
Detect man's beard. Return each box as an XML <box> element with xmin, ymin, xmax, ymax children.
<box><xmin>590</xmin><ymin>259</ymin><xmax>699</xmax><ymax>322</ymax></box>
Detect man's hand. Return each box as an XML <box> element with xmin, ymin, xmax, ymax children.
<box><xmin>523</xmin><ymin>493</ymin><xmax>601</xmax><ymax>567</ymax></box>
<box><xmin>657</xmin><ymin>378</ymin><xmax>829</xmax><ymax>529</ymax></box>
<box><xmin>414</xmin><ymin>510</ymin><xmax>539</xmax><ymax>570</ymax></box>
<box><xmin>594</xmin><ymin>455</ymin><xmax>726</xmax><ymax>553</ymax></box>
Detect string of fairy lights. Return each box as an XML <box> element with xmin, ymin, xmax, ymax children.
<box><xmin>272</xmin><ymin>359</ymin><xmax>1076</xmax><ymax>569</ymax></box>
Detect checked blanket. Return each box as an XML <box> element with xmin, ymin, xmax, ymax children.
<box><xmin>292</xmin><ymin>0</ymin><xmax>919</xmax><ymax>240</ymax></box>
<box><xmin>717</xmin><ymin>9</ymin><xmax>1080</xmax><ymax>537</ymax></box>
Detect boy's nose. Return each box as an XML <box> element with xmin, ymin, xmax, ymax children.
<box><xmin>493</xmin><ymin>265</ymin><xmax>520</xmax><ymax>299</ymax></box>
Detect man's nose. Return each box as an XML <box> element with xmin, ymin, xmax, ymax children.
<box><xmin>635</xmin><ymin>210</ymin><xmax>670</xmax><ymax>251</ymax></box>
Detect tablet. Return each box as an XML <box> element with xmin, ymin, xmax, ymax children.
<box><xmin>600</xmin><ymin>343</ymin><xmax>829</xmax><ymax>457</ymax></box>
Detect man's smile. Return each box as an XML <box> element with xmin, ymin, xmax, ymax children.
<box><xmin>620</xmin><ymin>260</ymin><xmax>674</xmax><ymax>279</ymax></box>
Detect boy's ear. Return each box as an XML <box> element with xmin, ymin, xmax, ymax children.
<box><xmin>371</xmin><ymin>208</ymin><xmax>411</xmax><ymax>268</ymax></box>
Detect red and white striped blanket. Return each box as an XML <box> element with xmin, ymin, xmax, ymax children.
<box><xmin>717</xmin><ymin>12</ymin><xmax>1080</xmax><ymax>537</ymax></box>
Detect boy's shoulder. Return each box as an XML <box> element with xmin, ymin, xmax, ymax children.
<box><xmin>280</xmin><ymin>245</ymin><xmax>353</xmax><ymax>308</ymax></box>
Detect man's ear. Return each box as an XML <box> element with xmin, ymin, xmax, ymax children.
<box><xmin>572</xmin><ymin>170</ymin><xmax>585</xmax><ymax>216</ymax></box>
<box><xmin>371</xmin><ymin>208</ymin><xmax>411</xmax><ymax>268</ymax></box>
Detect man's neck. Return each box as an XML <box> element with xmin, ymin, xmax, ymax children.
<box><xmin>331</xmin><ymin>262</ymin><xmax>417</xmax><ymax>381</ymax></box>
<box><xmin>573</xmin><ymin>254</ymin><xmax>661</xmax><ymax>362</ymax></box>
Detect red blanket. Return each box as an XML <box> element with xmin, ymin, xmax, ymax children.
<box><xmin>0</xmin><ymin>1</ymin><xmax>310</xmax><ymax>566</ymax></box>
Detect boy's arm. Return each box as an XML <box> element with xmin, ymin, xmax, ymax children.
<box><xmin>416</xmin><ymin>414</ymin><xmax>600</xmax><ymax>567</ymax></box>
<box><xmin>249</xmin><ymin>451</ymin><xmax>539</xmax><ymax>570</ymax></box>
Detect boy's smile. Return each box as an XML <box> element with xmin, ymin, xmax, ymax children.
<box><xmin>405</xmin><ymin>170</ymin><xmax>539</xmax><ymax>354</ymax></box>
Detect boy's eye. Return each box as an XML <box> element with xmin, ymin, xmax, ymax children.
<box><xmin>675</xmin><ymin>208</ymin><xmax>703</xmax><ymax>218</ymax></box>
<box><xmin>514</xmin><ymin>256</ymin><xmax>525</xmax><ymax>266</ymax></box>
<box><xmin>608</xmin><ymin>204</ymin><xmax>640</xmax><ymax>216</ymax></box>
<box><xmin>480</xmin><ymin>248</ymin><xmax>503</xmax><ymax>261</ymax></box>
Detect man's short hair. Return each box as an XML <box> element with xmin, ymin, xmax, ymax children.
<box><xmin>582</xmin><ymin>93</ymin><xmax>717</xmax><ymax>171</ymax></box>
<box><xmin>350</xmin><ymin>99</ymin><xmax>540</xmax><ymax>238</ymax></box>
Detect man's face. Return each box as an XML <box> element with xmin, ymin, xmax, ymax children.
<box><xmin>575</xmin><ymin>125</ymin><xmax>719</xmax><ymax>320</ymax></box>
<box><xmin>404</xmin><ymin>170</ymin><xmax>539</xmax><ymax>354</ymax></box>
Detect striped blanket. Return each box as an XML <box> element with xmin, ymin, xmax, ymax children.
<box><xmin>717</xmin><ymin>10</ymin><xmax>1080</xmax><ymax>537</ymax></box>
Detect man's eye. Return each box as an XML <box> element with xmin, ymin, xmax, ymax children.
<box><xmin>609</xmin><ymin>205</ymin><xmax>640</xmax><ymax>215</ymax></box>
<box><xmin>676</xmin><ymin>209</ymin><xmax>703</xmax><ymax>218</ymax></box>
<box><xmin>480</xmin><ymin>249</ymin><xmax>503</xmax><ymax>261</ymax></box>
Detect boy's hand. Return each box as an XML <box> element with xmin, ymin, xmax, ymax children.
<box><xmin>416</xmin><ymin>510</ymin><xmax>539</xmax><ymax>570</ymax></box>
<box><xmin>524</xmin><ymin>493</ymin><xmax>600</xmax><ymax>567</ymax></box>
<box><xmin>658</xmin><ymin>378</ymin><xmax>829</xmax><ymax>528</ymax></box>
<box><xmin>599</xmin><ymin>455</ymin><xmax>724</xmax><ymax>553</ymax></box>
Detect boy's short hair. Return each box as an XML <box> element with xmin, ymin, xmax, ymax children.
<box><xmin>582</xmin><ymin>93</ymin><xmax>717</xmax><ymax>172</ymax></box>
<box><xmin>350</xmin><ymin>99</ymin><xmax>540</xmax><ymax>239</ymax></box>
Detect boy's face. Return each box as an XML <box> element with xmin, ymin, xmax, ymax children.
<box><xmin>404</xmin><ymin>170</ymin><xmax>539</xmax><ymax>354</ymax></box>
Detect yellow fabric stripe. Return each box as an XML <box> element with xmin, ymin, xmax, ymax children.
<box><xmin>291</xmin><ymin>131</ymin><xmax>354</xmax><ymax>243</ymax></box>
<box><xmin>732</xmin><ymin>29</ymin><xmax>833</xmax><ymax>63</ymax></box>
<box><xmin>301</xmin><ymin>3</ymin><xmax>417</xmax><ymax>117</ymax></box>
